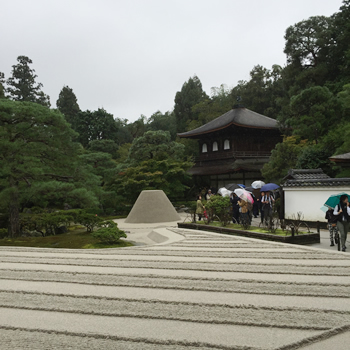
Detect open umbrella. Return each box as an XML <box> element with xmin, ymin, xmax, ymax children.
<box><xmin>320</xmin><ymin>205</ymin><xmax>330</xmax><ymax>213</ymax></box>
<box><xmin>234</xmin><ymin>188</ymin><xmax>254</xmax><ymax>204</ymax></box>
<box><xmin>225</xmin><ymin>183</ymin><xmax>241</xmax><ymax>191</ymax></box>
<box><xmin>238</xmin><ymin>184</ymin><xmax>246</xmax><ymax>188</ymax></box>
<box><xmin>251</xmin><ymin>180</ymin><xmax>265</xmax><ymax>189</ymax></box>
<box><xmin>324</xmin><ymin>192</ymin><xmax>350</xmax><ymax>209</ymax></box>
<box><xmin>244</xmin><ymin>186</ymin><xmax>254</xmax><ymax>193</ymax></box>
<box><xmin>218</xmin><ymin>187</ymin><xmax>232</xmax><ymax>197</ymax></box>
<box><xmin>260</xmin><ymin>183</ymin><xmax>280</xmax><ymax>192</ymax></box>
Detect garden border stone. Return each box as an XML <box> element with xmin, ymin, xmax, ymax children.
<box><xmin>177</xmin><ymin>222</ymin><xmax>320</xmax><ymax>245</ymax></box>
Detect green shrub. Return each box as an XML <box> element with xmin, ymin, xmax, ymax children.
<box><xmin>91</xmin><ymin>220</ymin><xmax>127</xmax><ymax>244</ymax></box>
<box><xmin>206</xmin><ymin>195</ymin><xmax>231</xmax><ymax>226</ymax></box>
<box><xmin>0</xmin><ymin>228</ymin><xmax>7</xmax><ymax>239</ymax></box>
<box><xmin>75</xmin><ymin>212</ymin><xmax>103</xmax><ymax>232</ymax></box>
<box><xmin>20</xmin><ymin>212</ymin><xmax>73</xmax><ymax>236</ymax></box>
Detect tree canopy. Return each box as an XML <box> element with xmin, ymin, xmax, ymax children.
<box><xmin>0</xmin><ymin>99</ymin><xmax>100</xmax><ymax>237</ymax></box>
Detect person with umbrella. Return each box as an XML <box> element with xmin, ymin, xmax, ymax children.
<box><xmin>262</xmin><ymin>191</ymin><xmax>275</xmax><ymax>224</ymax></box>
<box><xmin>238</xmin><ymin>198</ymin><xmax>249</xmax><ymax>225</ymax></box>
<box><xmin>325</xmin><ymin>207</ymin><xmax>338</xmax><ymax>247</ymax></box>
<box><xmin>230</xmin><ymin>192</ymin><xmax>240</xmax><ymax>224</ymax></box>
<box><xmin>333</xmin><ymin>194</ymin><xmax>350</xmax><ymax>252</ymax></box>
<box><xmin>234</xmin><ymin>188</ymin><xmax>254</xmax><ymax>225</ymax></box>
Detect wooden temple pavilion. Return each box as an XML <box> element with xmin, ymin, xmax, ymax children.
<box><xmin>178</xmin><ymin>106</ymin><xmax>282</xmax><ymax>189</ymax></box>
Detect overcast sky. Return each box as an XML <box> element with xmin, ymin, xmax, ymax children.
<box><xmin>1</xmin><ymin>0</ymin><xmax>342</xmax><ymax>122</ymax></box>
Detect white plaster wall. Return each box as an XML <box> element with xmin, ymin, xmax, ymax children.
<box><xmin>284</xmin><ymin>187</ymin><xmax>350</xmax><ymax>222</ymax></box>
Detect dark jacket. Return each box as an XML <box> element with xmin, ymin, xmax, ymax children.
<box><xmin>230</xmin><ymin>196</ymin><xmax>240</xmax><ymax>212</ymax></box>
<box><xmin>325</xmin><ymin>210</ymin><xmax>337</xmax><ymax>224</ymax></box>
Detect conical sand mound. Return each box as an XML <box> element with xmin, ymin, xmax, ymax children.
<box><xmin>125</xmin><ymin>190</ymin><xmax>181</xmax><ymax>223</ymax></box>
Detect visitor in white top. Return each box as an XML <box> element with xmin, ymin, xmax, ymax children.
<box><xmin>206</xmin><ymin>189</ymin><xmax>214</xmax><ymax>201</ymax></box>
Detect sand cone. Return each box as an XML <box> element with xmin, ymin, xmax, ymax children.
<box><xmin>124</xmin><ymin>190</ymin><xmax>181</xmax><ymax>223</ymax></box>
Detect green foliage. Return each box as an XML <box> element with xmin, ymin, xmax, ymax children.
<box><xmin>0</xmin><ymin>72</ymin><xmax>5</xmax><ymax>99</ymax></box>
<box><xmin>289</xmin><ymin>86</ymin><xmax>340</xmax><ymax>142</ymax></box>
<box><xmin>0</xmin><ymin>228</ymin><xmax>7</xmax><ymax>239</ymax></box>
<box><xmin>74</xmin><ymin>212</ymin><xmax>102</xmax><ymax>232</ymax></box>
<box><xmin>87</xmin><ymin>139</ymin><xmax>119</xmax><ymax>158</ymax></box>
<box><xmin>284</xmin><ymin>16</ymin><xmax>333</xmax><ymax>68</ymax></box>
<box><xmin>5</xmin><ymin>56</ymin><xmax>50</xmax><ymax>106</ymax></box>
<box><xmin>205</xmin><ymin>195</ymin><xmax>231</xmax><ymax>226</ymax></box>
<box><xmin>56</xmin><ymin>85</ymin><xmax>80</xmax><ymax>125</ymax></box>
<box><xmin>112</xmin><ymin>158</ymin><xmax>193</xmax><ymax>203</ymax></box>
<box><xmin>147</xmin><ymin>111</ymin><xmax>177</xmax><ymax>140</ymax></box>
<box><xmin>261</xmin><ymin>136</ymin><xmax>308</xmax><ymax>183</ymax></box>
<box><xmin>0</xmin><ymin>99</ymin><xmax>100</xmax><ymax>237</ymax></box>
<box><xmin>296</xmin><ymin>144</ymin><xmax>334</xmax><ymax>173</ymax></box>
<box><xmin>127</xmin><ymin>115</ymin><xmax>147</xmax><ymax>139</ymax></box>
<box><xmin>20</xmin><ymin>212</ymin><xmax>73</xmax><ymax>236</ymax></box>
<box><xmin>79</xmin><ymin>151</ymin><xmax>117</xmax><ymax>185</ymax></box>
<box><xmin>73</xmin><ymin>108</ymin><xmax>118</xmax><ymax>147</ymax></box>
<box><xmin>91</xmin><ymin>220</ymin><xmax>127</xmax><ymax>244</ymax></box>
<box><xmin>231</xmin><ymin>65</ymin><xmax>284</xmax><ymax>119</ymax></box>
<box><xmin>338</xmin><ymin>83</ymin><xmax>350</xmax><ymax>111</ymax></box>
<box><xmin>174</xmin><ymin>75</ymin><xmax>208</xmax><ymax>133</ymax></box>
<box><xmin>115</xmin><ymin>143</ymin><xmax>132</xmax><ymax>162</ymax></box>
<box><xmin>127</xmin><ymin>130</ymin><xmax>185</xmax><ymax>165</ymax></box>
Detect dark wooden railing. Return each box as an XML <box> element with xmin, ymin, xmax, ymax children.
<box><xmin>196</xmin><ymin>150</ymin><xmax>271</xmax><ymax>162</ymax></box>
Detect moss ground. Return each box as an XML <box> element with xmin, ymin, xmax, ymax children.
<box><xmin>195</xmin><ymin>221</ymin><xmax>309</xmax><ymax>236</ymax></box>
<box><xmin>0</xmin><ymin>225</ymin><xmax>133</xmax><ymax>249</ymax></box>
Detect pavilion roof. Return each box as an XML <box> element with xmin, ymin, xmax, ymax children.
<box><xmin>329</xmin><ymin>152</ymin><xmax>350</xmax><ymax>162</ymax></box>
<box><xmin>177</xmin><ymin>107</ymin><xmax>278</xmax><ymax>138</ymax></box>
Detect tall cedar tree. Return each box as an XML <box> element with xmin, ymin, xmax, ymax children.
<box><xmin>6</xmin><ymin>56</ymin><xmax>50</xmax><ymax>107</ymax></box>
<box><xmin>174</xmin><ymin>76</ymin><xmax>208</xmax><ymax>133</ymax></box>
<box><xmin>56</xmin><ymin>85</ymin><xmax>80</xmax><ymax>125</ymax></box>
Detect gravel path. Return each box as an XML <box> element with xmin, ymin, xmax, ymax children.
<box><xmin>1</xmin><ymin>227</ymin><xmax>350</xmax><ymax>349</ymax></box>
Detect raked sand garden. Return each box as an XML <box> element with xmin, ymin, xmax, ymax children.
<box><xmin>1</xmin><ymin>215</ymin><xmax>350</xmax><ymax>349</ymax></box>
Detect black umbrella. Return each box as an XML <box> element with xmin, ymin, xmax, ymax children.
<box><xmin>244</xmin><ymin>186</ymin><xmax>255</xmax><ymax>193</ymax></box>
<box><xmin>225</xmin><ymin>183</ymin><xmax>241</xmax><ymax>191</ymax></box>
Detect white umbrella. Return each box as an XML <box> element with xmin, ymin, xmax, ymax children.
<box><xmin>251</xmin><ymin>180</ymin><xmax>265</xmax><ymax>189</ymax></box>
<box><xmin>218</xmin><ymin>187</ymin><xmax>232</xmax><ymax>197</ymax></box>
<box><xmin>234</xmin><ymin>188</ymin><xmax>254</xmax><ymax>203</ymax></box>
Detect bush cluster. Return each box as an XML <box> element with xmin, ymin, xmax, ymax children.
<box><xmin>91</xmin><ymin>220</ymin><xmax>127</xmax><ymax>244</ymax></box>
<box><xmin>205</xmin><ymin>195</ymin><xmax>231</xmax><ymax>226</ymax></box>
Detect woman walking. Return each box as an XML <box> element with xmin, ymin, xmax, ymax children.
<box><xmin>333</xmin><ymin>194</ymin><xmax>350</xmax><ymax>252</ymax></box>
<box><xmin>325</xmin><ymin>207</ymin><xmax>338</xmax><ymax>247</ymax></box>
<box><xmin>196</xmin><ymin>195</ymin><xmax>205</xmax><ymax>221</ymax></box>
<box><xmin>238</xmin><ymin>199</ymin><xmax>249</xmax><ymax>226</ymax></box>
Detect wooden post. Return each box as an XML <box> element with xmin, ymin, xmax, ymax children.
<box><xmin>316</xmin><ymin>221</ymin><xmax>320</xmax><ymax>234</ymax></box>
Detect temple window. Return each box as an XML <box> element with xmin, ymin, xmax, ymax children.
<box><xmin>202</xmin><ymin>143</ymin><xmax>208</xmax><ymax>153</ymax></box>
<box><xmin>213</xmin><ymin>141</ymin><xmax>218</xmax><ymax>151</ymax></box>
<box><xmin>224</xmin><ymin>139</ymin><xmax>230</xmax><ymax>150</ymax></box>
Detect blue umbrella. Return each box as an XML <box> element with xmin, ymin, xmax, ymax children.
<box><xmin>260</xmin><ymin>183</ymin><xmax>280</xmax><ymax>192</ymax></box>
<box><xmin>238</xmin><ymin>184</ymin><xmax>246</xmax><ymax>188</ymax></box>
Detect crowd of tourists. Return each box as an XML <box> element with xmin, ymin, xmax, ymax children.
<box><xmin>195</xmin><ymin>188</ymin><xmax>276</xmax><ymax>226</ymax></box>
<box><xmin>230</xmin><ymin>191</ymin><xmax>275</xmax><ymax>226</ymax></box>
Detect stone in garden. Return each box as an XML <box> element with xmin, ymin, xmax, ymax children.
<box><xmin>125</xmin><ymin>190</ymin><xmax>181</xmax><ymax>223</ymax></box>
